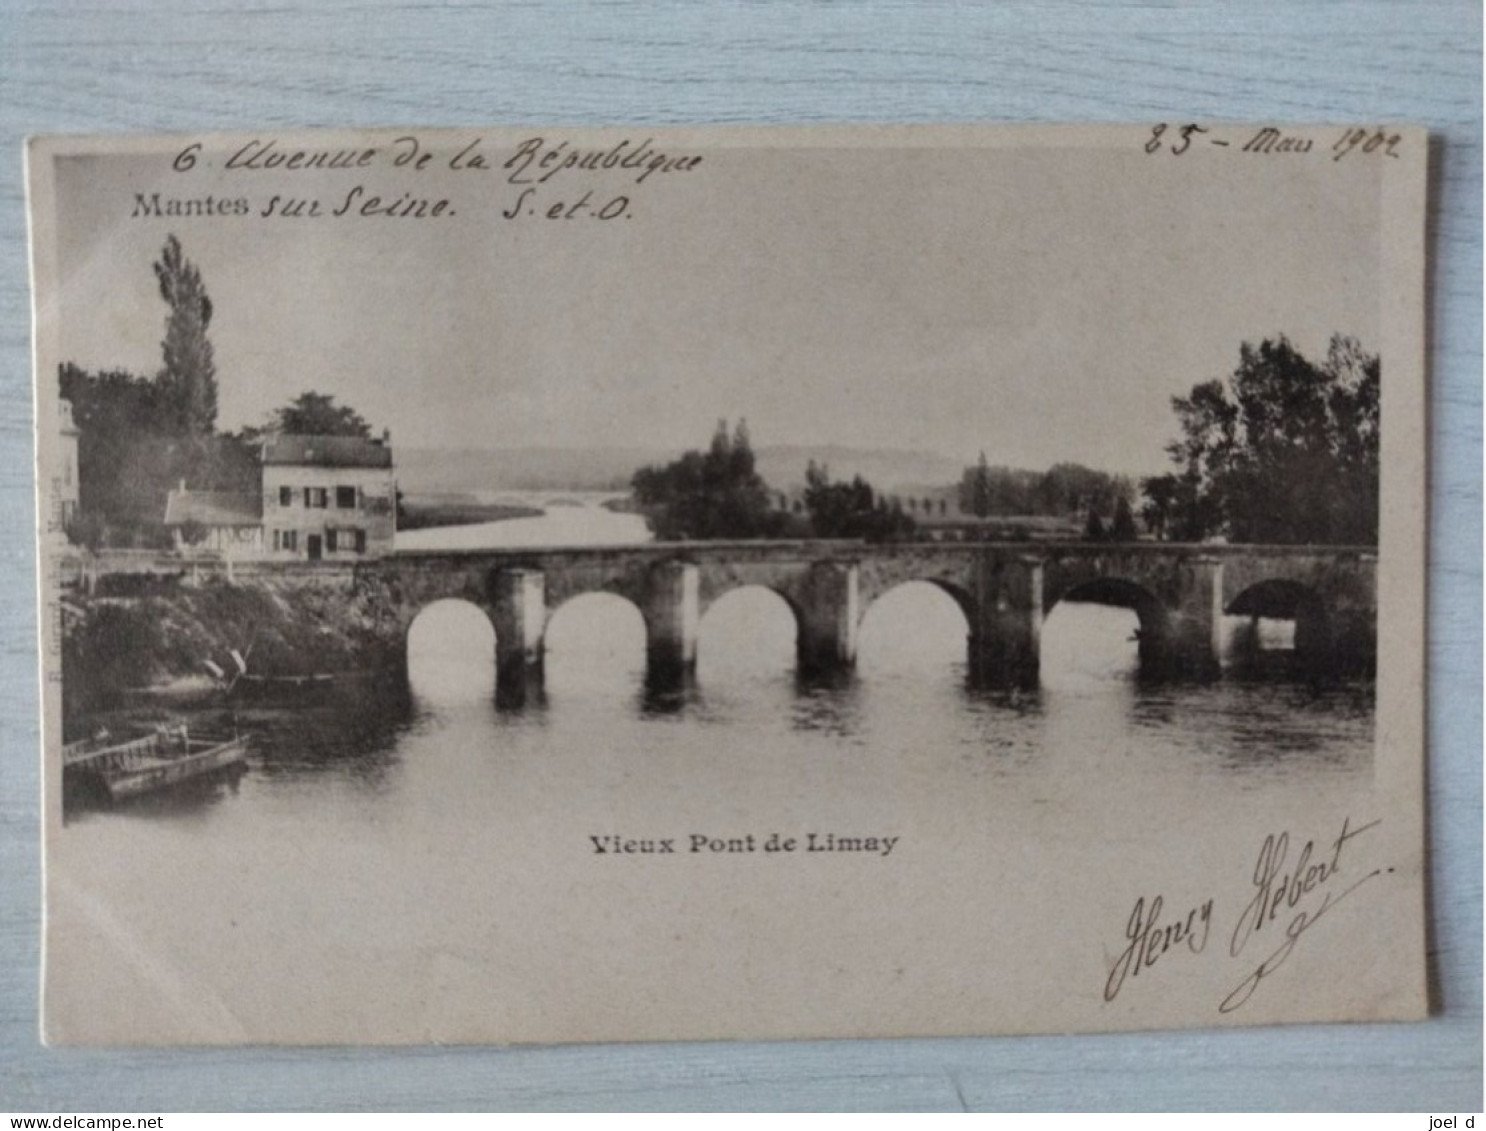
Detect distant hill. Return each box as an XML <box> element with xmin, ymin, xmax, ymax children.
<box><xmin>396</xmin><ymin>445</ymin><xmax>969</xmax><ymax>496</ymax></box>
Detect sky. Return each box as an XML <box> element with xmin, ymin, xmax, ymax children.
<box><xmin>45</xmin><ymin>129</ymin><xmax>1382</xmax><ymax>477</ymax></box>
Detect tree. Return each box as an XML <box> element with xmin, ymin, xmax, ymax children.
<box><xmin>967</xmin><ymin>451</ymin><xmax>993</xmax><ymax>517</ymax></box>
<box><xmin>266</xmin><ymin>392</ymin><xmax>374</xmax><ymax>437</ymax></box>
<box><xmin>1084</xmin><ymin>508</ymin><xmax>1106</xmax><ymax>541</ymax></box>
<box><xmin>729</xmin><ymin>418</ymin><xmax>755</xmax><ymax>482</ymax></box>
<box><xmin>1137</xmin><ymin>473</ymin><xmax>1180</xmax><ymax>541</ymax></box>
<box><xmin>61</xmin><ymin>363</ymin><xmax>174</xmax><ymax>546</ymax></box>
<box><xmin>803</xmin><ymin>462</ymin><xmax>915</xmax><ymax>542</ymax></box>
<box><xmin>56</xmin><ymin>240</ymin><xmax>254</xmax><ymax>547</ymax></box>
<box><xmin>1110</xmin><ymin>495</ymin><xmax>1137</xmax><ymax>541</ymax></box>
<box><xmin>957</xmin><ymin>458</ymin><xmax>1132</xmax><ymax>521</ymax></box>
<box><xmin>631</xmin><ymin>419</ymin><xmax>797</xmax><ymax>540</ymax></box>
<box><xmin>60</xmin><ymin>362</ymin><xmax>259</xmax><ymax>548</ymax></box>
<box><xmin>153</xmin><ymin>235</ymin><xmax>217</xmax><ymax>437</ymax></box>
<box><xmin>1143</xmin><ymin>335</ymin><xmax>1379</xmax><ymax>544</ymax></box>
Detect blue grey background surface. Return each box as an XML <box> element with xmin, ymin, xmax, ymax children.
<box><xmin>1</xmin><ymin>0</ymin><xmax>1480</xmax><ymax>1111</ymax></box>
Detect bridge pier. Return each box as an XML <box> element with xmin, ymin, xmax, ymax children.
<box><xmin>968</xmin><ymin>554</ymin><xmax>1042</xmax><ymax>690</ymax></box>
<box><xmin>492</xmin><ymin>569</ymin><xmax>546</xmax><ymax>707</ymax></box>
<box><xmin>1328</xmin><ymin>552</ymin><xmax>1377</xmax><ymax>677</ymax></box>
<box><xmin>644</xmin><ymin>561</ymin><xmax>700</xmax><ymax>691</ymax></box>
<box><xmin>1167</xmin><ymin>556</ymin><xmax>1222</xmax><ymax>681</ymax></box>
<box><xmin>796</xmin><ymin>561</ymin><xmax>860</xmax><ymax>680</ymax></box>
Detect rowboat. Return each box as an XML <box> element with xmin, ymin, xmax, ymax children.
<box><xmin>63</xmin><ymin>724</ymin><xmax>248</xmax><ymax>801</ymax></box>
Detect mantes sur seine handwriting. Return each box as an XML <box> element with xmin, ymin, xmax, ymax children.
<box><xmin>1102</xmin><ymin>816</ymin><xmax>1388</xmax><ymax>1012</ymax></box>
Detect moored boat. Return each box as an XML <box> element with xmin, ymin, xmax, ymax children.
<box><xmin>229</xmin><ymin>672</ymin><xmax>337</xmax><ymax>700</ymax></box>
<box><xmin>63</xmin><ymin>724</ymin><xmax>248</xmax><ymax>801</ymax></box>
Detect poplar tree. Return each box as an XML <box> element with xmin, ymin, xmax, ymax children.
<box><xmin>153</xmin><ymin>235</ymin><xmax>217</xmax><ymax>437</ymax></box>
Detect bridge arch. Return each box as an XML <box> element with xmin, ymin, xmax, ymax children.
<box><xmin>857</xmin><ymin>579</ymin><xmax>975</xmax><ymax>674</ymax></box>
<box><xmin>547</xmin><ymin>587</ymin><xmax>649</xmax><ymax>624</ymax></box>
<box><xmin>1046</xmin><ymin>577</ymin><xmax>1173</xmax><ymax>677</ymax></box>
<box><xmin>861</xmin><ymin>576</ymin><xmax>976</xmax><ymax>625</ymax></box>
<box><xmin>405</xmin><ymin>597</ymin><xmax>498</xmax><ymax>703</ymax></box>
<box><xmin>1224</xmin><ymin>578</ymin><xmax>1331</xmax><ymax>674</ymax></box>
<box><xmin>542</xmin><ymin>591</ymin><xmax>648</xmax><ymax>696</ymax></box>
<box><xmin>696</xmin><ymin>584</ymin><xmax>804</xmax><ymax>678</ymax></box>
<box><xmin>696</xmin><ymin>580</ymin><xmax>807</xmax><ymax>628</ymax></box>
<box><xmin>366</xmin><ymin>542</ymin><xmax>1372</xmax><ymax>696</ymax></box>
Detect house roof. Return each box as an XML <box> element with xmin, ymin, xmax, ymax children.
<box><xmin>164</xmin><ymin>490</ymin><xmax>263</xmax><ymax>527</ymax></box>
<box><xmin>262</xmin><ymin>434</ymin><xmax>393</xmax><ymax>468</ymax></box>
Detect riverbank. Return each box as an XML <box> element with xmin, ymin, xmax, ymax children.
<box><xmin>61</xmin><ymin>577</ymin><xmax>405</xmax><ymax>731</ymax></box>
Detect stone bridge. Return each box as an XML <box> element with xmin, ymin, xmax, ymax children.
<box><xmin>366</xmin><ymin>540</ymin><xmax>1375</xmax><ymax>699</ymax></box>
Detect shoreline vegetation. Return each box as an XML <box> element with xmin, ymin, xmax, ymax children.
<box><xmin>60</xmin><ymin>577</ymin><xmax>406</xmax><ymax>734</ymax></box>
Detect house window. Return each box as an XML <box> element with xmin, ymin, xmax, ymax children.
<box><xmin>354</xmin><ymin>528</ymin><xmax>367</xmax><ymax>554</ymax></box>
<box><xmin>274</xmin><ymin>529</ymin><xmax>298</xmax><ymax>553</ymax></box>
<box><xmin>279</xmin><ymin>486</ymin><xmax>293</xmax><ymax>507</ymax></box>
<box><xmin>336</xmin><ymin>486</ymin><xmax>357</xmax><ymax>509</ymax></box>
<box><xmin>326</xmin><ymin>528</ymin><xmax>338</xmax><ymax>553</ymax></box>
<box><xmin>304</xmin><ymin>487</ymin><xmax>328</xmax><ymax>509</ymax></box>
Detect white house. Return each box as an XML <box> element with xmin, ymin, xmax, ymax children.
<box><xmin>163</xmin><ymin>432</ymin><xmax>397</xmax><ymax>560</ymax></box>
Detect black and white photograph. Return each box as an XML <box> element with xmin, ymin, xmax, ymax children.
<box><xmin>29</xmin><ymin>125</ymin><xmax>1427</xmax><ymax>1044</ymax></box>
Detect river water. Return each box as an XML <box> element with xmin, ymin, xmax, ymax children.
<box><xmin>47</xmin><ymin>505</ymin><xmax>1378</xmax><ymax>1043</ymax></box>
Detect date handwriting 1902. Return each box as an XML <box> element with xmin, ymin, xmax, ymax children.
<box><xmin>1145</xmin><ymin>124</ymin><xmax>1403</xmax><ymax>161</ymax></box>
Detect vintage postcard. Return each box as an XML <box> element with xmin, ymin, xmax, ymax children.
<box><xmin>29</xmin><ymin>125</ymin><xmax>1427</xmax><ymax>1044</ymax></box>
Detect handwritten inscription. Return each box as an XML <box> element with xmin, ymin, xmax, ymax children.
<box><xmin>1221</xmin><ymin>815</ymin><xmax>1383</xmax><ymax>1013</ymax></box>
<box><xmin>1104</xmin><ymin>893</ymin><xmax>1214</xmax><ymax>1002</ymax></box>
<box><xmin>1145</xmin><ymin>123</ymin><xmax>1404</xmax><ymax>161</ymax></box>
<box><xmin>503</xmin><ymin>136</ymin><xmax>703</xmax><ymax>185</ymax></box>
<box><xmin>143</xmin><ymin>134</ymin><xmax>706</xmax><ymax>225</ymax></box>
<box><xmin>1102</xmin><ymin>815</ymin><xmax>1390</xmax><ymax>1013</ymax></box>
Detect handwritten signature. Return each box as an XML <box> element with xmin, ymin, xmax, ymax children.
<box><xmin>1104</xmin><ymin>893</ymin><xmax>1214</xmax><ymax>1003</ymax></box>
<box><xmin>1101</xmin><ymin>815</ymin><xmax>1391</xmax><ymax>1013</ymax></box>
<box><xmin>1220</xmin><ymin>815</ymin><xmax>1384</xmax><ymax>1013</ymax></box>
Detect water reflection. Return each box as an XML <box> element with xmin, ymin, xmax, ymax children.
<box><xmin>52</xmin><ymin>512</ymin><xmax>1380</xmax><ymax>1044</ymax></box>
<box><xmin>381</xmin><ymin>578</ymin><xmax>1372</xmax><ymax>786</ymax></box>
<box><xmin>68</xmin><ymin>571</ymin><xmax>1373</xmax><ymax>833</ymax></box>
<box><xmin>63</xmin><ymin>760</ymin><xmax>247</xmax><ymax>825</ymax></box>
<box><xmin>63</xmin><ymin>491</ymin><xmax>1377</xmax><ymax>847</ymax></box>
